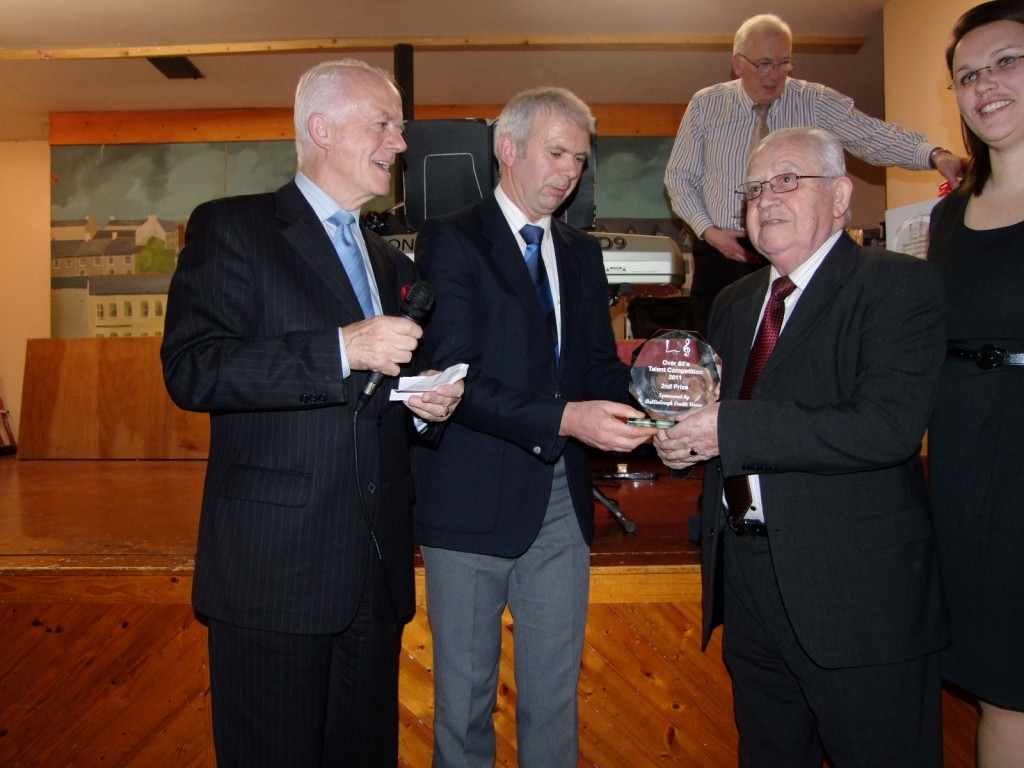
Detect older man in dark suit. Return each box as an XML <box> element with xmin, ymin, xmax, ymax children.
<box><xmin>161</xmin><ymin>59</ymin><xmax>463</xmax><ymax>768</ymax></box>
<box><xmin>411</xmin><ymin>87</ymin><xmax>656</xmax><ymax>767</ymax></box>
<box><xmin>655</xmin><ymin>127</ymin><xmax>947</xmax><ymax>767</ymax></box>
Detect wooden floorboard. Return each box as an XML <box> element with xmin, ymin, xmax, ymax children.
<box><xmin>0</xmin><ymin>456</ymin><xmax>979</xmax><ymax>766</ymax></box>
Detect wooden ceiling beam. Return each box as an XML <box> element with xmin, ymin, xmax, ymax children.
<box><xmin>0</xmin><ymin>34</ymin><xmax>862</xmax><ymax>61</ymax></box>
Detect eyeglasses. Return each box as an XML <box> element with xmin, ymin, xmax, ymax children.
<box><xmin>736</xmin><ymin>53</ymin><xmax>794</xmax><ymax>75</ymax></box>
<box><xmin>735</xmin><ymin>173</ymin><xmax>835</xmax><ymax>201</ymax></box>
<box><xmin>948</xmin><ymin>53</ymin><xmax>1024</xmax><ymax>91</ymax></box>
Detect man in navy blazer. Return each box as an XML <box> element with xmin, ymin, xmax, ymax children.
<box><xmin>411</xmin><ymin>88</ymin><xmax>656</xmax><ymax>767</ymax></box>
<box><xmin>161</xmin><ymin>60</ymin><xmax>462</xmax><ymax>767</ymax></box>
<box><xmin>655</xmin><ymin>127</ymin><xmax>947</xmax><ymax>767</ymax></box>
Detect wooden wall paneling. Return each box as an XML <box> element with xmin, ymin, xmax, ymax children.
<box><xmin>49</xmin><ymin>109</ymin><xmax>295</xmax><ymax>145</ymax></box>
<box><xmin>18</xmin><ymin>337</ymin><xmax>209</xmax><ymax>459</ymax></box>
<box><xmin>49</xmin><ymin>104</ymin><xmax>686</xmax><ymax>145</ymax></box>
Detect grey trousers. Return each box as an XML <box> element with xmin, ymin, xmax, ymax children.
<box><xmin>421</xmin><ymin>462</ymin><xmax>590</xmax><ymax>768</ymax></box>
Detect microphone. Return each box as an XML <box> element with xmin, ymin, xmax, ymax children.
<box><xmin>354</xmin><ymin>281</ymin><xmax>435</xmax><ymax>413</ymax></box>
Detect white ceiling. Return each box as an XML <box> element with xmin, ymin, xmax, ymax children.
<box><xmin>0</xmin><ymin>0</ymin><xmax>895</xmax><ymax>141</ymax></box>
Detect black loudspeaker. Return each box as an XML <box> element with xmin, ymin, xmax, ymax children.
<box><xmin>402</xmin><ymin>120</ymin><xmax>492</xmax><ymax>231</ymax></box>
<box><xmin>401</xmin><ymin>119</ymin><xmax>597</xmax><ymax>232</ymax></box>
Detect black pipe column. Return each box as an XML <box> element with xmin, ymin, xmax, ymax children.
<box><xmin>393</xmin><ymin>44</ymin><xmax>414</xmax><ymax>219</ymax></box>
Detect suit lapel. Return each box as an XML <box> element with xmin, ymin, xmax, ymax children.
<box><xmin>480</xmin><ymin>197</ymin><xmax>552</xmax><ymax>344</ymax></box>
<box><xmin>550</xmin><ymin>220</ymin><xmax>577</xmax><ymax>371</ymax></box>
<box><xmin>275</xmin><ymin>182</ymin><xmax>368</xmax><ymax>323</ymax></box>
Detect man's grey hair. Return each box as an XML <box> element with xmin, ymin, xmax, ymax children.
<box><xmin>293</xmin><ymin>59</ymin><xmax>399</xmax><ymax>167</ymax></box>
<box><xmin>754</xmin><ymin>127</ymin><xmax>847</xmax><ymax>178</ymax></box>
<box><xmin>734</xmin><ymin>13</ymin><xmax>793</xmax><ymax>55</ymax></box>
<box><xmin>493</xmin><ymin>87</ymin><xmax>596</xmax><ymax>167</ymax></box>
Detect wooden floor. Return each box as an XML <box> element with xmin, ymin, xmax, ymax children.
<box><xmin>0</xmin><ymin>454</ymin><xmax>979</xmax><ymax>767</ymax></box>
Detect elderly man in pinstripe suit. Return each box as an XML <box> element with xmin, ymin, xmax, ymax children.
<box><xmin>161</xmin><ymin>59</ymin><xmax>463</xmax><ymax>768</ymax></box>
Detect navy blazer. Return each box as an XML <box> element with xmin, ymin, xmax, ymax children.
<box><xmin>411</xmin><ymin>194</ymin><xmax>631</xmax><ymax>557</ymax></box>
<box><xmin>162</xmin><ymin>181</ymin><xmax>422</xmax><ymax>633</ymax></box>
<box><xmin>700</xmin><ymin>232</ymin><xmax>949</xmax><ymax>668</ymax></box>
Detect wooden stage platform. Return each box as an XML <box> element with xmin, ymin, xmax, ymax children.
<box><xmin>0</xmin><ymin>453</ymin><xmax>980</xmax><ymax>767</ymax></box>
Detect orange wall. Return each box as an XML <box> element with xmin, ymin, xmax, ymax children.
<box><xmin>0</xmin><ymin>141</ymin><xmax>50</xmax><ymax>441</ymax></box>
<box><xmin>884</xmin><ymin>0</ymin><xmax>976</xmax><ymax>209</ymax></box>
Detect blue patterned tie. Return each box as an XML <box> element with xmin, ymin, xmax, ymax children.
<box><xmin>521</xmin><ymin>224</ymin><xmax>558</xmax><ymax>364</ymax></box>
<box><xmin>329</xmin><ymin>210</ymin><xmax>375</xmax><ymax>317</ymax></box>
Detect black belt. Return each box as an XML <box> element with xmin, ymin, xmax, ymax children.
<box><xmin>948</xmin><ymin>344</ymin><xmax>1024</xmax><ymax>370</ymax></box>
<box><xmin>725</xmin><ymin>516</ymin><xmax>769</xmax><ymax>537</ymax></box>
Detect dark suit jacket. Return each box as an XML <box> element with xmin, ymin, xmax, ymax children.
<box><xmin>161</xmin><ymin>180</ymin><xmax>422</xmax><ymax>634</ymax></box>
<box><xmin>701</xmin><ymin>232</ymin><xmax>948</xmax><ymax>668</ymax></box>
<box><xmin>411</xmin><ymin>194</ymin><xmax>630</xmax><ymax>557</ymax></box>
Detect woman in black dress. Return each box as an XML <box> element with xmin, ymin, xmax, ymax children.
<box><xmin>928</xmin><ymin>2</ymin><xmax>1024</xmax><ymax>765</ymax></box>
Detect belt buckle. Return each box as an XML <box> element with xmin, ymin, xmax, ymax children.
<box><xmin>976</xmin><ymin>344</ymin><xmax>1006</xmax><ymax>370</ymax></box>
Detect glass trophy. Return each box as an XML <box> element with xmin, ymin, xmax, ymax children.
<box><xmin>627</xmin><ymin>330</ymin><xmax>722</xmax><ymax>428</ymax></box>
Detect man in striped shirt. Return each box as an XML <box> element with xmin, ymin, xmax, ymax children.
<box><xmin>664</xmin><ymin>13</ymin><xmax>962</xmax><ymax>338</ymax></box>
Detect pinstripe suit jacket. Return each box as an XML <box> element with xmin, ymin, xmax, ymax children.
<box><xmin>700</xmin><ymin>232</ymin><xmax>949</xmax><ymax>668</ymax></box>
<box><xmin>162</xmin><ymin>180</ymin><xmax>421</xmax><ymax>634</ymax></box>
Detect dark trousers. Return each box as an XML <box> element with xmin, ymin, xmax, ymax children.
<box><xmin>206</xmin><ymin>558</ymin><xmax>403</xmax><ymax>768</ymax></box>
<box><xmin>722</xmin><ymin>531</ymin><xmax>943</xmax><ymax>768</ymax></box>
<box><xmin>690</xmin><ymin>238</ymin><xmax>764</xmax><ymax>339</ymax></box>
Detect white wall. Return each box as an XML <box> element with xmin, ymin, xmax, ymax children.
<box><xmin>0</xmin><ymin>141</ymin><xmax>51</xmax><ymax>441</ymax></box>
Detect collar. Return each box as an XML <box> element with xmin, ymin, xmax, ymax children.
<box><xmin>494</xmin><ymin>185</ymin><xmax>551</xmax><ymax>247</ymax></box>
<box><xmin>768</xmin><ymin>229</ymin><xmax>843</xmax><ymax>292</ymax></box>
<box><xmin>294</xmin><ymin>172</ymin><xmax>360</xmax><ymax>226</ymax></box>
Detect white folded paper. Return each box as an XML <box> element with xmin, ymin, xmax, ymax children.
<box><xmin>389</xmin><ymin>363</ymin><xmax>469</xmax><ymax>401</ymax></box>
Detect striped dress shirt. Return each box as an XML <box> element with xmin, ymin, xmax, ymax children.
<box><xmin>664</xmin><ymin>77</ymin><xmax>937</xmax><ymax>239</ymax></box>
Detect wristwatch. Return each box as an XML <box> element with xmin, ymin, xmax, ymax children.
<box><xmin>929</xmin><ymin>147</ymin><xmax>952</xmax><ymax>169</ymax></box>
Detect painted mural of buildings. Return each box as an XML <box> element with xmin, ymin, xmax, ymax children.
<box><xmin>52</xmin><ymin>274</ymin><xmax>172</xmax><ymax>339</ymax></box>
<box><xmin>50</xmin><ymin>214</ymin><xmax>183</xmax><ymax>337</ymax></box>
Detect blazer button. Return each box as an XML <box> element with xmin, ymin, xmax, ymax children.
<box><xmin>532</xmin><ymin>446</ymin><xmax>541</xmax><ymax>455</ymax></box>
<box><xmin>299</xmin><ymin>394</ymin><xmax>309</xmax><ymax>404</ymax></box>
<box><xmin>366</xmin><ymin>482</ymin><xmax>377</xmax><ymax>494</ymax></box>
<box><xmin>376</xmin><ymin>416</ymin><xmax>384</xmax><ymax>426</ymax></box>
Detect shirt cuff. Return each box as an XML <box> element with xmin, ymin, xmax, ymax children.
<box><xmin>338</xmin><ymin>327</ymin><xmax>352</xmax><ymax>378</ymax></box>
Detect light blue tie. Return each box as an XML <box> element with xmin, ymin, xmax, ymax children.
<box><xmin>329</xmin><ymin>210</ymin><xmax>375</xmax><ymax>317</ymax></box>
<box><xmin>521</xmin><ymin>224</ymin><xmax>559</xmax><ymax>364</ymax></box>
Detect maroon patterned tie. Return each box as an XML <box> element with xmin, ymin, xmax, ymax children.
<box><xmin>723</xmin><ymin>275</ymin><xmax>797</xmax><ymax>523</ymax></box>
